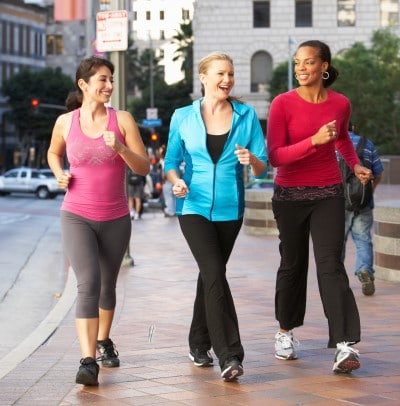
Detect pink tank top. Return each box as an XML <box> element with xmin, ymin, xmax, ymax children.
<box><xmin>61</xmin><ymin>107</ymin><xmax>129</xmax><ymax>221</ymax></box>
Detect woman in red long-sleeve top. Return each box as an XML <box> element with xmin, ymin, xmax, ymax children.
<box><xmin>267</xmin><ymin>40</ymin><xmax>371</xmax><ymax>374</ymax></box>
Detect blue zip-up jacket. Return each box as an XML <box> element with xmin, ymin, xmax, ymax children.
<box><xmin>164</xmin><ymin>98</ymin><xmax>268</xmax><ymax>221</ymax></box>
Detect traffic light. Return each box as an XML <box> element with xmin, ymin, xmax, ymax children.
<box><xmin>31</xmin><ymin>98</ymin><xmax>39</xmax><ymax>112</ymax></box>
<box><xmin>150</xmin><ymin>133</ymin><xmax>159</xmax><ymax>143</ymax></box>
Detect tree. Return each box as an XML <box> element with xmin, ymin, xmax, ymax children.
<box><xmin>268</xmin><ymin>61</ymin><xmax>295</xmax><ymax>100</ymax></box>
<box><xmin>2</xmin><ymin>67</ymin><xmax>74</xmax><ymax>166</ymax></box>
<box><xmin>332</xmin><ymin>29</ymin><xmax>400</xmax><ymax>153</ymax></box>
<box><xmin>2</xmin><ymin>67</ymin><xmax>74</xmax><ymax>139</ymax></box>
<box><xmin>171</xmin><ymin>21</ymin><xmax>193</xmax><ymax>91</ymax></box>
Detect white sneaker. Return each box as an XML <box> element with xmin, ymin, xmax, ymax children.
<box><xmin>134</xmin><ymin>213</ymin><xmax>140</xmax><ymax>220</ymax></box>
<box><xmin>274</xmin><ymin>330</ymin><xmax>298</xmax><ymax>360</ymax></box>
<box><xmin>332</xmin><ymin>342</ymin><xmax>360</xmax><ymax>373</ymax></box>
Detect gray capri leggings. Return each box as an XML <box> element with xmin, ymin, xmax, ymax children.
<box><xmin>61</xmin><ymin>211</ymin><xmax>131</xmax><ymax>318</ymax></box>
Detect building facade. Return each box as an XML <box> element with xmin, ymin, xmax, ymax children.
<box><xmin>192</xmin><ymin>0</ymin><xmax>400</xmax><ymax>120</ymax></box>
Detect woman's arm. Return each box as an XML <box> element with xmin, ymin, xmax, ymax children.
<box><xmin>113</xmin><ymin>110</ymin><xmax>151</xmax><ymax>176</ymax></box>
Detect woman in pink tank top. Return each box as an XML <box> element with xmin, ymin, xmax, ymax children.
<box><xmin>47</xmin><ymin>56</ymin><xmax>150</xmax><ymax>386</ymax></box>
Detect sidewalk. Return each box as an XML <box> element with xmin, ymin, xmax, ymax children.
<box><xmin>1</xmin><ymin>186</ymin><xmax>400</xmax><ymax>405</ymax></box>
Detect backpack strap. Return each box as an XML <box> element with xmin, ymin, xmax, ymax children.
<box><xmin>355</xmin><ymin>136</ymin><xmax>367</xmax><ymax>160</ymax></box>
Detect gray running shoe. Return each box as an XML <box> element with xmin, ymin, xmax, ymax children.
<box><xmin>274</xmin><ymin>330</ymin><xmax>298</xmax><ymax>360</ymax></box>
<box><xmin>332</xmin><ymin>342</ymin><xmax>360</xmax><ymax>373</ymax></box>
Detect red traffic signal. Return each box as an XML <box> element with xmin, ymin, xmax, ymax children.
<box><xmin>31</xmin><ymin>98</ymin><xmax>39</xmax><ymax>108</ymax></box>
<box><xmin>150</xmin><ymin>133</ymin><xmax>158</xmax><ymax>142</ymax></box>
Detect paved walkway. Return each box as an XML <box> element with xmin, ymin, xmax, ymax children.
<box><xmin>1</xmin><ymin>185</ymin><xmax>399</xmax><ymax>405</ymax></box>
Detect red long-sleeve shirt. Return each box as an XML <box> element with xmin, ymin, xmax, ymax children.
<box><xmin>267</xmin><ymin>89</ymin><xmax>360</xmax><ymax>187</ymax></box>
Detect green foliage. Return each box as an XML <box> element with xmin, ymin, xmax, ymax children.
<box><xmin>268</xmin><ymin>61</ymin><xmax>296</xmax><ymax>100</ymax></box>
<box><xmin>171</xmin><ymin>21</ymin><xmax>193</xmax><ymax>90</ymax></box>
<box><xmin>331</xmin><ymin>29</ymin><xmax>400</xmax><ymax>154</ymax></box>
<box><xmin>127</xmin><ymin>23</ymin><xmax>194</xmax><ymax>145</ymax></box>
<box><xmin>2</xmin><ymin>67</ymin><xmax>74</xmax><ymax>140</ymax></box>
<box><xmin>128</xmin><ymin>79</ymin><xmax>192</xmax><ymax>145</ymax></box>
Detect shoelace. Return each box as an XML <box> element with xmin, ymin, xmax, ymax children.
<box><xmin>277</xmin><ymin>332</ymin><xmax>300</xmax><ymax>349</ymax></box>
<box><xmin>98</xmin><ymin>340</ymin><xmax>119</xmax><ymax>358</ymax></box>
<box><xmin>337</xmin><ymin>341</ymin><xmax>359</xmax><ymax>354</ymax></box>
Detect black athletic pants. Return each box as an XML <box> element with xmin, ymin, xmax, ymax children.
<box><xmin>272</xmin><ymin>196</ymin><xmax>361</xmax><ymax>348</ymax></box>
<box><xmin>179</xmin><ymin>214</ymin><xmax>244</xmax><ymax>368</ymax></box>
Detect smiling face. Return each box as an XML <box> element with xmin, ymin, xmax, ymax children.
<box><xmin>294</xmin><ymin>46</ymin><xmax>328</xmax><ymax>87</ymax></box>
<box><xmin>78</xmin><ymin>65</ymin><xmax>114</xmax><ymax>104</ymax></box>
<box><xmin>200</xmin><ymin>58</ymin><xmax>235</xmax><ymax>101</ymax></box>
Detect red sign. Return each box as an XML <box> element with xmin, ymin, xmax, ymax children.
<box><xmin>96</xmin><ymin>10</ymin><xmax>128</xmax><ymax>52</ymax></box>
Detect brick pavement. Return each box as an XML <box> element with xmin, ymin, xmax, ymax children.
<box><xmin>1</xmin><ymin>186</ymin><xmax>400</xmax><ymax>405</ymax></box>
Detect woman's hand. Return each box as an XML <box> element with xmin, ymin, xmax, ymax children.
<box><xmin>354</xmin><ymin>164</ymin><xmax>373</xmax><ymax>185</ymax></box>
<box><xmin>311</xmin><ymin>120</ymin><xmax>337</xmax><ymax>147</ymax></box>
<box><xmin>57</xmin><ymin>172</ymin><xmax>72</xmax><ymax>189</ymax></box>
<box><xmin>172</xmin><ymin>179</ymin><xmax>189</xmax><ymax>198</ymax></box>
<box><xmin>103</xmin><ymin>130</ymin><xmax>124</xmax><ymax>153</ymax></box>
<box><xmin>234</xmin><ymin>144</ymin><xmax>254</xmax><ymax>166</ymax></box>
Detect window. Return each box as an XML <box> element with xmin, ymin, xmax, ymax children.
<box><xmin>295</xmin><ymin>0</ymin><xmax>312</xmax><ymax>27</ymax></box>
<box><xmin>160</xmin><ymin>10</ymin><xmax>164</xmax><ymax>20</ymax></box>
<box><xmin>158</xmin><ymin>49</ymin><xmax>164</xmax><ymax>59</ymax></box>
<box><xmin>99</xmin><ymin>0</ymin><xmax>110</xmax><ymax>11</ymax></box>
<box><xmin>133</xmin><ymin>11</ymin><xmax>137</xmax><ymax>20</ymax></box>
<box><xmin>380</xmin><ymin>0</ymin><xmax>399</xmax><ymax>26</ymax></box>
<box><xmin>46</xmin><ymin>34</ymin><xmax>63</xmax><ymax>55</ymax></box>
<box><xmin>251</xmin><ymin>51</ymin><xmax>272</xmax><ymax>93</ymax></box>
<box><xmin>146</xmin><ymin>11</ymin><xmax>151</xmax><ymax>20</ymax></box>
<box><xmin>182</xmin><ymin>9</ymin><xmax>190</xmax><ymax>20</ymax></box>
<box><xmin>337</xmin><ymin>0</ymin><xmax>355</xmax><ymax>26</ymax></box>
<box><xmin>253</xmin><ymin>1</ymin><xmax>270</xmax><ymax>28</ymax></box>
<box><xmin>160</xmin><ymin>30</ymin><xmax>165</xmax><ymax>40</ymax></box>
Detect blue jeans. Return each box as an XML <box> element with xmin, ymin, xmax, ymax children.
<box><xmin>343</xmin><ymin>207</ymin><xmax>374</xmax><ymax>280</ymax></box>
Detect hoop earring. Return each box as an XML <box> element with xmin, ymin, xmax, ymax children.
<box><xmin>322</xmin><ymin>71</ymin><xmax>330</xmax><ymax>80</ymax></box>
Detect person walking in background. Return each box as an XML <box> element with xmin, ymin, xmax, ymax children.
<box><xmin>158</xmin><ymin>144</ymin><xmax>176</xmax><ymax>217</ymax></box>
<box><xmin>342</xmin><ymin>122</ymin><xmax>384</xmax><ymax>296</ymax></box>
<box><xmin>127</xmin><ymin>168</ymin><xmax>146</xmax><ymax>220</ymax></box>
<box><xmin>164</xmin><ymin>52</ymin><xmax>267</xmax><ymax>381</ymax></box>
<box><xmin>47</xmin><ymin>56</ymin><xmax>150</xmax><ymax>386</ymax></box>
<box><xmin>267</xmin><ymin>40</ymin><xmax>372</xmax><ymax>373</ymax></box>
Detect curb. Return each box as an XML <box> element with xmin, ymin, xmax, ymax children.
<box><xmin>0</xmin><ymin>268</ymin><xmax>76</xmax><ymax>380</ymax></box>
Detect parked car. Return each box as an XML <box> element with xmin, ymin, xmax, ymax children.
<box><xmin>0</xmin><ymin>167</ymin><xmax>66</xmax><ymax>199</ymax></box>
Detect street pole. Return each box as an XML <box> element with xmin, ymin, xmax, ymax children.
<box><xmin>288</xmin><ymin>36</ymin><xmax>293</xmax><ymax>91</ymax></box>
<box><xmin>110</xmin><ymin>0</ymin><xmax>134</xmax><ymax>267</ymax></box>
<box><xmin>149</xmin><ymin>34</ymin><xmax>154</xmax><ymax>108</ymax></box>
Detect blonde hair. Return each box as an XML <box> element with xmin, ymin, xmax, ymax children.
<box><xmin>198</xmin><ymin>52</ymin><xmax>242</xmax><ymax>102</ymax></box>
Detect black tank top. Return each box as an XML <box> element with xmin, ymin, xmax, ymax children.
<box><xmin>206</xmin><ymin>131</ymin><xmax>229</xmax><ymax>163</ymax></box>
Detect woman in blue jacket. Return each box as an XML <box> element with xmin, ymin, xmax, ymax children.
<box><xmin>164</xmin><ymin>52</ymin><xmax>267</xmax><ymax>381</ymax></box>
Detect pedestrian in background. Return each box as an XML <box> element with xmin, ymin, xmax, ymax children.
<box><xmin>158</xmin><ymin>144</ymin><xmax>176</xmax><ymax>217</ymax></box>
<box><xmin>342</xmin><ymin>122</ymin><xmax>384</xmax><ymax>295</ymax></box>
<box><xmin>267</xmin><ymin>40</ymin><xmax>372</xmax><ymax>373</ymax></box>
<box><xmin>47</xmin><ymin>56</ymin><xmax>150</xmax><ymax>386</ymax></box>
<box><xmin>164</xmin><ymin>52</ymin><xmax>267</xmax><ymax>381</ymax></box>
<box><xmin>127</xmin><ymin>168</ymin><xmax>146</xmax><ymax>220</ymax></box>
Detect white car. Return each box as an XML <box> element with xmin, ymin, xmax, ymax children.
<box><xmin>0</xmin><ymin>167</ymin><xmax>65</xmax><ymax>199</ymax></box>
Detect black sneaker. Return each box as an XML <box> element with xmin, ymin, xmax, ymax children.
<box><xmin>358</xmin><ymin>270</ymin><xmax>375</xmax><ymax>296</ymax></box>
<box><xmin>96</xmin><ymin>338</ymin><xmax>120</xmax><ymax>367</ymax></box>
<box><xmin>189</xmin><ymin>349</ymin><xmax>213</xmax><ymax>367</ymax></box>
<box><xmin>76</xmin><ymin>357</ymin><xmax>99</xmax><ymax>386</ymax></box>
<box><xmin>221</xmin><ymin>357</ymin><xmax>244</xmax><ymax>382</ymax></box>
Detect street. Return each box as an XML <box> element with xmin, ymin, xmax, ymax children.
<box><xmin>0</xmin><ymin>194</ymin><xmax>67</xmax><ymax>361</ymax></box>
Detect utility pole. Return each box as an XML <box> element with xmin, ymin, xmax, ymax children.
<box><xmin>110</xmin><ymin>0</ymin><xmax>127</xmax><ymax>111</ymax></box>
